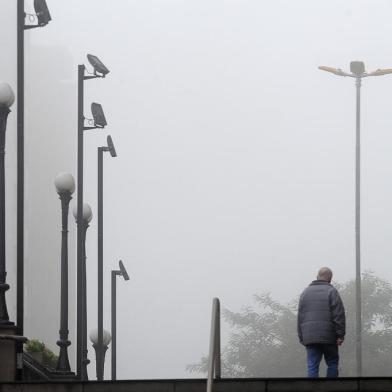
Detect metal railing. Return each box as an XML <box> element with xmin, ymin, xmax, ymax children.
<box><xmin>206</xmin><ymin>298</ymin><xmax>221</xmax><ymax>392</ymax></box>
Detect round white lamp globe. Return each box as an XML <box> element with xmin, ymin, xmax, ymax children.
<box><xmin>0</xmin><ymin>82</ymin><xmax>15</xmax><ymax>108</ymax></box>
<box><xmin>89</xmin><ymin>328</ymin><xmax>112</xmax><ymax>346</ymax></box>
<box><xmin>54</xmin><ymin>172</ymin><xmax>76</xmax><ymax>194</ymax></box>
<box><xmin>72</xmin><ymin>203</ymin><xmax>93</xmax><ymax>223</ymax></box>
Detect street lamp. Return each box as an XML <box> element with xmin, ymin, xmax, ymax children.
<box><xmin>111</xmin><ymin>260</ymin><xmax>130</xmax><ymax>380</ymax></box>
<box><xmin>54</xmin><ymin>172</ymin><xmax>75</xmax><ymax>373</ymax></box>
<box><xmin>17</xmin><ymin>0</ymin><xmax>52</xmax><ymax>304</ymax></box>
<box><xmin>16</xmin><ymin>4</ymin><xmax>52</xmax><ymax>373</ymax></box>
<box><xmin>0</xmin><ymin>82</ymin><xmax>15</xmax><ymax>326</ymax></box>
<box><xmin>97</xmin><ymin>135</ymin><xmax>117</xmax><ymax>381</ymax></box>
<box><xmin>319</xmin><ymin>61</ymin><xmax>392</xmax><ymax>376</ymax></box>
<box><xmin>89</xmin><ymin>328</ymin><xmax>112</xmax><ymax>381</ymax></box>
<box><xmin>87</xmin><ymin>55</ymin><xmax>110</xmax><ymax>78</ymax></box>
<box><xmin>72</xmin><ymin>203</ymin><xmax>93</xmax><ymax>380</ymax></box>
<box><xmin>24</xmin><ymin>0</ymin><xmax>52</xmax><ymax>29</ymax></box>
<box><xmin>76</xmin><ymin>53</ymin><xmax>109</xmax><ymax>380</ymax></box>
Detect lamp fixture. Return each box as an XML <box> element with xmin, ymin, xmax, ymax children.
<box><xmin>87</xmin><ymin>54</ymin><xmax>110</xmax><ymax>78</ymax></box>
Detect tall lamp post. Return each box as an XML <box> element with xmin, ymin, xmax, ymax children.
<box><xmin>17</xmin><ymin>0</ymin><xmax>52</xmax><ymax>344</ymax></box>
<box><xmin>54</xmin><ymin>172</ymin><xmax>75</xmax><ymax>373</ymax></box>
<box><xmin>73</xmin><ymin>203</ymin><xmax>93</xmax><ymax>380</ymax></box>
<box><xmin>319</xmin><ymin>61</ymin><xmax>392</xmax><ymax>376</ymax></box>
<box><xmin>111</xmin><ymin>260</ymin><xmax>130</xmax><ymax>380</ymax></box>
<box><xmin>77</xmin><ymin>54</ymin><xmax>109</xmax><ymax>380</ymax></box>
<box><xmin>0</xmin><ymin>82</ymin><xmax>15</xmax><ymax>327</ymax></box>
<box><xmin>89</xmin><ymin>328</ymin><xmax>111</xmax><ymax>380</ymax></box>
<box><xmin>97</xmin><ymin>135</ymin><xmax>117</xmax><ymax>380</ymax></box>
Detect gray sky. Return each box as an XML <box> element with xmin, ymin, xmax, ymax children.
<box><xmin>2</xmin><ymin>0</ymin><xmax>392</xmax><ymax>380</ymax></box>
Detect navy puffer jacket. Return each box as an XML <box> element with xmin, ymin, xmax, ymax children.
<box><xmin>297</xmin><ymin>280</ymin><xmax>345</xmax><ymax>346</ymax></box>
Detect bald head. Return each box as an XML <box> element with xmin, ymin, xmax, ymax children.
<box><xmin>317</xmin><ymin>267</ymin><xmax>333</xmax><ymax>283</ymax></box>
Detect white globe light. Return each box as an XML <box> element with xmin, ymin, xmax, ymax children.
<box><xmin>54</xmin><ymin>172</ymin><xmax>75</xmax><ymax>194</ymax></box>
<box><xmin>89</xmin><ymin>328</ymin><xmax>112</xmax><ymax>346</ymax></box>
<box><xmin>102</xmin><ymin>329</ymin><xmax>112</xmax><ymax>346</ymax></box>
<box><xmin>72</xmin><ymin>203</ymin><xmax>93</xmax><ymax>223</ymax></box>
<box><xmin>89</xmin><ymin>328</ymin><xmax>98</xmax><ymax>344</ymax></box>
<box><xmin>0</xmin><ymin>82</ymin><xmax>15</xmax><ymax>108</ymax></box>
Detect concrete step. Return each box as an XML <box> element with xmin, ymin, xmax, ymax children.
<box><xmin>1</xmin><ymin>378</ymin><xmax>392</xmax><ymax>392</ymax></box>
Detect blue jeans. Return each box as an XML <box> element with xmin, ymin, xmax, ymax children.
<box><xmin>306</xmin><ymin>344</ymin><xmax>339</xmax><ymax>378</ymax></box>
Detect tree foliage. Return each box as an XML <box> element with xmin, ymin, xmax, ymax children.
<box><xmin>187</xmin><ymin>272</ymin><xmax>392</xmax><ymax>377</ymax></box>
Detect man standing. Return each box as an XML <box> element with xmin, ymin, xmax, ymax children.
<box><xmin>297</xmin><ymin>267</ymin><xmax>346</xmax><ymax>378</ymax></box>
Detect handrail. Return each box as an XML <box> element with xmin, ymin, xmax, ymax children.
<box><xmin>206</xmin><ymin>297</ymin><xmax>221</xmax><ymax>392</ymax></box>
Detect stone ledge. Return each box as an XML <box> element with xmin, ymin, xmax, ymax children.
<box><xmin>0</xmin><ymin>377</ymin><xmax>392</xmax><ymax>392</ymax></box>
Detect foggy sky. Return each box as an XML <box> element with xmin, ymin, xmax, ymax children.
<box><xmin>2</xmin><ymin>0</ymin><xmax>392</xmax><ymax>380</ymax></box>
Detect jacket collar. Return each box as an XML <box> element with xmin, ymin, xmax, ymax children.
<box><xmin>310</xmin><ymin>280</ymin><xmax>331</xmax><ymax>286</ymax></box>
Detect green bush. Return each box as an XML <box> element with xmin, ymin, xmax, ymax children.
<box><xmin>24</xmin><ymin>339</ymin><xmax>58</xmax><ymax>368</ymax></box>
<box><xmin>42</xmin><ymin>347</ymin><xmax>58</xmax><ymax>369</ymax></box>
<box><xmin>24</xmin><ymin>339</ymin><xmax>45</xmax><ymax>353</ymax></box>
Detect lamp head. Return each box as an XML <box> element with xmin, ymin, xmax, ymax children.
<box><xmin>54</xmin><ymin>172</ymin><xmax>75</xmax><ymax>194</ymax></box>
<box><xmin>119</xmin><ymin>260</ymin><xmax>130</xmax><ymax>280</ymax></box>
<box><xmin>91</xmin><ymin>103</ymin><xmax>107</xmax><ymax>128</ymax></box>
<box><xmin>318</xmin><ymin>66</ymin><xmax>351</xmax><ymax>77</ymax></box>
<box><xmin>0</xmin><ymin>82</ymin><xmax>15</xmax><ymax>108</ymax></box>
<box><xmin>107</xmin><ymin>135</ymin><xmax>117</xmax><ymax>157</ymax></box>
<box><xmin>72</xmin><ymin>203</ymin><xmax>93</xmax><ymax>223</ymax></box>
<box><xmin>34</xmin><ymin>0</ymin><xmax>52</xmax><ymax>26</ymax></box>
<box><xmin>350</xmin><ymin>61</ymin><xmax>365</xmax><ymax>77</ymax></box>
<box><xmin>367</xmin><ymin>68</ymin><xmax>392</xmax><ymax>77</ymax></box>
<box><xmin>89</xmin><ymin>328</ymin><xmax>112</xmax><ymax>346</ymax></box>
<box><xmin>87</xmin><ymin>54</ymin><xmax>110</xmax><ymax>77</ymax></box>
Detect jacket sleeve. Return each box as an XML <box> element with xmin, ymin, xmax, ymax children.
<box><xmin>330</xmin><ymin>288</ymin><xmax>346</xmax><ymax>339</ymax></box>
<box><xmin>297</xmin><ymin>295</ymin><xmax>304</xmax><ymax>344</ymax></box>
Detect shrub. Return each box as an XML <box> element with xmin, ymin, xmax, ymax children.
<box><xmin>24</xmin><ymin>339</ymin><xmax>45</xmax><ymax>353</ymax></box>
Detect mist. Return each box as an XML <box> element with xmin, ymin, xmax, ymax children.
<box><xmin>1</xmin><ymin>0</ymin><xmax>392</xmax><ymax>380</ymax></box>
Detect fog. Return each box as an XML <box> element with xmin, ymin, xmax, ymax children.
<box><xmin>2</xmin><ymin>0</ymin><xmax>392</xmax><ymax>380</ymax></box>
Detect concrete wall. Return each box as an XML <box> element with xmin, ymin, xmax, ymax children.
<box><xmin>1</xmin><ymin>378</ymin><xmax>392</xmax><ymax>392</ymax></box>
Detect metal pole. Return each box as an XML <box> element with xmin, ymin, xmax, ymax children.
<box><xmin>81</xmin><ymin>221</ymin><xmax>90</xmax><ymax>380</ymax></box>
<box><xmin>214</xmin><ymin>300</ymin><xmax>221</xmax><ymax>379</ymax></box>
<box><xmin>0</xmin><ymin>107</ymin><xmax>11</xmax><ymax>325</ymax></box>
<box><xmin>111</xmin><ymin>271</ymin><xmax>117</xmax><ymax>380</ymax></box>
<box><xmin>56</xmin><ymin>192</ymin><xmax>72</xmax><ymax>372</ymax></box>
<box><xmin>206</xmin><ymin>298</ymin><xmax>220</xmax><ymax>392</ymax></box>
<box><xmin>355</xmin><ymin>77</ymin><xmax>362</xmax><ymax>377</ymax></box>
<box><xmin>97</xmin><ymin>147</ymin><xmax>104</xmax><ymax>380</ymax></box>
<box><xmin>16</xmin><ymin>0</ymin><xmax>24</xmax><ymax>338</ymax></box>
<box><xmin>77</xmin><ymin>64</ymin><xmax>85</xmax><ymax>380</ymax></box>
<box><xmin>16</xmin><ymin>2</ymin><xmax>25</xmax><ymax>380</ymax></box>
